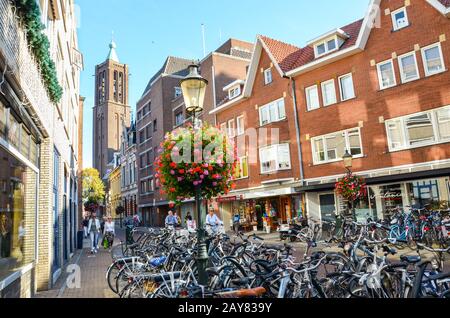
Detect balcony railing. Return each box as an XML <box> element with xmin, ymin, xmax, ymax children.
<box><xmin>0</xmin><ymin>0</ymin><xmax>54</xmax><ymax>137</ymax></box>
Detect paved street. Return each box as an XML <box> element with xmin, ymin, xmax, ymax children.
<box><xmin>34</xmin><ymin>229</ymin><xmax>125</xmax><ymax>299</ymax></box>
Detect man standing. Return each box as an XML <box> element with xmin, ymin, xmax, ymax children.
<box><xmin>206</xmin><ymin>211</ymin><xmax>222</xmax><ymax>235</ymax></box>
<box><xmin>165</xmin><ymin>211</ymin><xmax>178</xmax><ymax>229</ymax></box>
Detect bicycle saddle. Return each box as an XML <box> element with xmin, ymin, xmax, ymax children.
<box><xmin>400</xmin><ymin>255</ymin><xmax>421</xmax><ymax>264</ymax></box>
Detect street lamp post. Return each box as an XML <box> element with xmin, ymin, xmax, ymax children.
<box><xmin>180</xmin><ymin>64</ymin><xmax>209</xmax><ymax>285</ymax></box>
<box><xmin>342</xmin><ymin>150</ymin><xmax>356</xmax><ymax>221</ymax></box>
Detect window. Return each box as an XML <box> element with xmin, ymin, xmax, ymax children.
<box><xmin>153</xmin><ymin>119</ymin><xmax>158</xmax><ymax>132</ymax></box>
<box><xmin>220</xmin><ymin>122</ymin><xmax>227</xmax><ymax>134</ymax></box>
<box><xmin>141</xmin><ymin>181</ymin><xmax>147</xmax><ymax>194</ymax></box>
<box><xmin>174</xmin><ymin>87</ymin><xmax>182</xmax><ymax>98</ymax></box>
<box><xmin>259</xmin><ymin>98</ymin><xmax>286</xmax><ymax>126</ymax></box>
<box><xmin>259</xmin><ymin>144</ymin><xmax>291</xmax><ymax>173</ymax></box>
<box><xmin>228</xmin><ymin>86</ymin><xmax>241</xmax><ymax>100</ymax></box>
<box><xmin>377</xmin><ymin>59</ymin><xmax>397</xmax><ymax>89</ymax></box>
<box><xmin>315</xmin><ymin>37</ymin><xmax>339</xmax><ymax>58</ymax></box>
<box><xmin>311</xmin><ymin>128</ymin><xmax>363</xmax><ymax>164</ymax></box>
<box><xmin>139</xmin><ymin>130</ymin><xmax>145</xmax><ymax>144</ymax></box>
<box><xmin>137</xmin><ymin>111</ymin><xmax>142</xmax><ymax>121</ymax></box>
<box><xmin>175</xmin><ymin>112</ymin><xmax>184</xmax><ymax>127</ymax></box>
<box><xmin>305</xmin><ymin>85</ymin><xmax>320</xmax><ymax>111</ymax></box>
<box><xmin>234</xmin><ymin>156</ymin><xmax>249</xmax><ymax>179</ymax></box>
<box><xmin>0</xmin><ymin>100</ymin><xmax>6</xmax><ymax>139</ymax></box>
<box><xmin>8</xmin><ymin>113</ymin><xmax>20</xmax><ymax>149</ymax></box>
<box><xmin>385</xmin><ymin>106</ymin><xmax>450</xmax><ymax>151</ymax></box>
<box><xmin>421</xmin><ymin>43</ymin><xmax>445</xmax><ymax>77</ymax></box>
<box><xmin>391</xmin><ymin>7</ymin><xmax>409</xmax><ymax>31</ymax></box>
<box><xmin>21</xmin><ymin>126</ymin><xmax>30</xmax><ymax>159</ymax></box>
<box><xmin>321</xmin><ymin>79</ymin><xmax>337</xmax><ymax>106</ymax></box>
<box><xmin>264</xmin><ymin>68</ymin><xmax>273</xmax><ymax>85</ymax></box>
<box><xmin>145</xmin><ymin>125</ymin><xmax>152</xmax><ymax>141</ymax></box>
<box><xmin>236</xmin><ymin>116</ymin><xmax>244</xmax><ymax>136</ymax></box>
<box><xmin>140</xmin><ymin>154</ymin><xmax>146</xmax><ymax>169</ymax></box>
<box><xmin>338</xmin><ymin>73</ymin><xmax>355</xmax><ymax>101</ymax></box>
<box><xmin>142</xmin><ymin>105</ymin><xmax>148</xmax><ymax>116</ymax></box>
<box><xmin>146</xmin><ymin>150</ymin><xmax>153</xmax><ymax>166</ymax></box>
<box><xmin>228</xmin><ymin>119</ymin><xmax>236</xmax><ymax>138</ymax></box>
<box><xmin>398</xmin><ymin>52</ymin><xmax>420</xmax><ymax>83</ymax></box>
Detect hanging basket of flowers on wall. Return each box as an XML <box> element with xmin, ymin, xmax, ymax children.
<box><xmin>335</xmin><ymin>173</ymin><xmax>367</xmax><ymax>203</ymax></box>
<box><xmin>155</xmin><ymin>123</ymin><xmax>237</xmax><ymax>206</ymax></box>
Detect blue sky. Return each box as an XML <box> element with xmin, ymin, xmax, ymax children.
<box><xmin>77</xmin><ymin>0</ymin><xmax>371</xmax><ymax>168</ymax></box>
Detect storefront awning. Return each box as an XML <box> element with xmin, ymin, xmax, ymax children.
<box><xmin>296</xmin><ymin>168</ymin><xmax>450</xmax><ymax>193</ymax></box>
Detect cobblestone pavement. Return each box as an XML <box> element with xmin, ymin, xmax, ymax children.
<box><xmin>35</xmin><ymin>228</ymin><xmax>125</xmax><ymax>299</ymax></box>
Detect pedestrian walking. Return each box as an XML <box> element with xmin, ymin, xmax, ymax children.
<box><xmin>82</xmin><ymin>216</ymin><xmax>89</xmax><ymax>238</ymax></box>
<box><xmin>233</xmin><ymin>211</ymin><xmax>241</xmax><ymax>234</ymax></box>
<box><xmin>103</xmin><ymin>216</ymin><xmax>115</xmax><ymax>250</ymax></box>
<box><xmin>88</xmin><ymin>212</ymin><xmax>101</xmax><ymax>254</ymax></box>
<box><xmin>186</xmin><ymin>213</ymin><xmax>197</xmax><ymax>233</ymax></box>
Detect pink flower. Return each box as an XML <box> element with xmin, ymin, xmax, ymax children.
<box><xmin>170</xmin><ymin>170</ymin><xmax>175</xmax><ymax>175</ymax></box>
<box><xmin>212</xmin><ymin>182</ymin><xmax>217</xmax><ymax>186</ymax></box>
<box><xmin>193</xmin><ymin>181</ymin><xmax>199</xmax><ymax>186</ymax></box>
<box><xmin>203</xmin><ymin>170</ymin><xmax>209</xmax><ymax>176</ymax></box>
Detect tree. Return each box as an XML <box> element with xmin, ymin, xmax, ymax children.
<box><xmin>82</xmin><ymin>168</ymin><xmax>105</xmax><ymax>206</ymax></box>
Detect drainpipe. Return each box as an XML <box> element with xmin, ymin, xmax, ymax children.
<box><xmin>286</xmin><ymin>76</ymin><xmax>305</xmax><ymax>186</ymax></box>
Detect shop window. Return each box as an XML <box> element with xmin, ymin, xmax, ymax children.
<box><xmin>0</xmin><ymin>147</ymin><xmax>37</xmax><ymax>281</ymax></box>
<box><xmin>175</xmin><ymin>112</ymin><xmax>184</xmax><ymax>127</ymax></box>
<box><xmin>0</xmin><ymin>100</ymin><xmax>6</xmax><ymax>139</ymax></box>
<box><xmin>386</xmin><ymin>106</ymin><xmax>450</xmax><ymax>151</ymax></box>
<box><xmin>260</xmin><ymin>144</ymin><xmax>291</xmax><ymax>174</ymax></box>
<box><xmin>29</xmin><ymin>137</ymin><xmax>38</xmax><ymax>166</ymax></box>
<box><xmin>407</xmin><ymin>180</ymin><xmax>440</xmax><ymax>209</ymax></box>
<box><xmin>312</xmin><ymin>128</ymin><xmax>363</xmax><ymax>165</ymax></box>
<box><xmin>8</xmin><ymin>114</ymin><xmax>20</xmax><ymax>150</ymax></box>
<box><xmin>20</xmin><ymin>126</ymin><xmax>30</xmax><ymax>159</ymax></box>
<box><xmin>379</xmin><ymin>184</ymin><xmax>404</xmax><ymax>218</ymax></box>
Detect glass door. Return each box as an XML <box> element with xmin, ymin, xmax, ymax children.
<box><xmin>319</xmin><ymin>193</ymin><xmax>336</xmax><ymax>232</ymax></box>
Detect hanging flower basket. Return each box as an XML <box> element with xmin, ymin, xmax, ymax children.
<box><xmin>335</xmin><ymin>173</ymin><xmax>367</xmax><ymax>202</ymax></box>
<box><xmin>155</xmin><ymin>123</ymin><xmax>237</xmax><ymax>205</ymax></box>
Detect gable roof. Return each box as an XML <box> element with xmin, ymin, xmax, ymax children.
<box><xmin>428</xmin><ymin>0</ymin><xmax>450</xmax><ymax>16</ymax></box>
<box><xmin>141</xmin><ymin>56</ymin><xmax>192</xmax><ymax>99</ymax></box>
<box><xmin>438</xmin><ymin>0</ymin><xmax>450</xmax><ymax>8</ymax></box>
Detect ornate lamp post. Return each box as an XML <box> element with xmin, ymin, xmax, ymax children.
<box><xmin>180</xmin><ymin>64</ymin><xmax>209</xmax><ymax>285</ymax></box>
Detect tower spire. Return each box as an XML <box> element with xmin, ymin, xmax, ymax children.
<box><xmin>107</xmin><ymin>31</ymin><xmax>119</xmax><ymax>62</ymax></box>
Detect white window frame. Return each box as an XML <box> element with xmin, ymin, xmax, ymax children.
<box><xmin>228</xmin><ymin>86</ymin><xmax>241</xmax><ymax>100</ymax></box>
<box><xmin>174</xmin><ymin>87</ymin><xmax>182</xmax><ymax>98</ymax></box>
<box><xmin>314</xmin><ymin>36</ymin><xmax>339</xmax><ymax>58</ymax></box>
<box><xmin>305</xmin><ymin>85</ymin><xmax>320</xmax><ymax>111</ymax></box>
<box><xmin>175</xmin><ymin>111</ymin><xmax>184</xmax><ymax>127</ymax></box>
<box><xmin>398</xmin><ymin>51</ymin><xmax>420</xmax><ymax>84</ymax></box>
<box><xmin>321</xmin><ymin>79</ymin><xmax>337</xmax><ymax>107</ymax></box>
<box><xmin>259</xmin><ymin>143</ymin><xmax>291</xmax><ymax>174</ymax></box>
<box><xmin>338</xmin><ymin>73</ymin><xmax>355</xmax><ymax>101</ymax></box>
<box><xmin>376</xmin><ymin>59</ymin><xmax>397</xmax><ymax>90</ymax></box>
<box><xmin>228</xmin><ymin>119</ymin><xmax>236</xmax><ymax>138</ymax></box>
<box><xmin>236</xmin><ymin>115</ymin><xmax>244</xmax><ymax>136</ymax></box>
<box><xmin>235</xmin><ymin>156</ymin><xmax>249</xmax><ymax>180</ymax></box>
<box><xmin>259</xmin><ymin>98</ymin><xmax>286</xmax><ymax>126</ymax></box>
<box><xmin>311</xmin><ymin>127</ymin><xmax>364</xmax><ymax>165</ymax></box>
<box><xmin>220</xmin><ymin>122</ymin><xmax>227</xmax><ymax>134</ymax></box>
<box><xmin>385</xmin><ymin>105</ymin><xmax>450</xmax><ymax>152</ymax></box>
<box><xmin>264</xmin><ymin>68</ymin><xmax>273</xmax><ymax>85</ymax></box>
<box><xmin>391</xmin><ymin>7</ymin><xmax>409</xmax><ymax>31</ymax></box>
<box><xmin>421</xmin><ymin>42</ymin><xmax>446</xmax><ymax>77</ymax></box>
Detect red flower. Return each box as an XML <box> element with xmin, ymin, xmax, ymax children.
<box><xmin>178</xmin><ymin>169</ymin><xmax>185</xmax><ymax>174</ymax></box>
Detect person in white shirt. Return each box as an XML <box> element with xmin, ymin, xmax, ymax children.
<box><xmin>103</xmin><ymin>216</ymin><xmax>115</xmax><ymax>250</ymax></box>
<box><xmin>185</xmin><ymin>213</ymin><xmax>197</xmax><ymax>233</ymax></box>
<box><xmin>87</xmin><ymin>213</ymin><xmax>101</xmax><ymax>254</ymax></box>
<box><xmin>205</xmin><ymin>211</ymin><xmax>222</xmax><ymax>234</ymax></box>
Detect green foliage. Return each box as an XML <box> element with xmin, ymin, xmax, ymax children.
<box><xmin>82</xmin><ymin>168</ymin><xmax>105</xmax><ymax>205</ymax></box>
<box><xmin>11</xmin><ymin>0</ymin><xmax>63</xmax><ymax>103</ymax></box>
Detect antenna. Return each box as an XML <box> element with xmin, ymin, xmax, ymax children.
<box><xmin>201</xmin><ymin>23</ymin><xmax>206</xmax><ymax>58</ymax></box>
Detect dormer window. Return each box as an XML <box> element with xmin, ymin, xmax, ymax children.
<box><xmin>315</xmin><ymin>37</ymin><xmax>339</xmax><ymax>58</ymax></box>
<box><xmin>228</xmin><ymin>86</ymin><xmax>241</xmax><ymax>100</ymax></box>
<box><xmin>174</xmin><ymin>87</ymin><xmax>182</xmax><ymax>98</ymax></box>
<box><xmin>391</xmin><ymin>7</ymin><xmax>409</xmax><ymax>31</ymax></box>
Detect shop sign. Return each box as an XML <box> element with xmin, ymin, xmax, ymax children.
<box><xmin>244</xmin><ymin>188</ymin><xmax>294</xmax><ymax>200</ymax></box>
<box><xmin>217</xmin><ymin>196</ymin><xmax>239</xmax><ymax>203</ymax></box>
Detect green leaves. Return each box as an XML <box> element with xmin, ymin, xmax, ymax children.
<box><xmin>11</xmin><ymin>0</ymin><xmax>63</xmax><ymax>103</ymax></box>
<box><xmin>82</xmin><ymin>168</ymin><xmax>106</xmax><ymax>205</ymax></box>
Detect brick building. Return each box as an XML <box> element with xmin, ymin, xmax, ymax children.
<box><xmin>0</xmin><ymin>0</ymin><xmax>82</xmax><ymax>297</ymax></box>
<box><xmin>213</xmin><ymin>0</ymin><xmax>450</xmax><ymax>230</ymax></box>
<box><xmin>136</xmin><ymin>39</ymin><xmax>253</xmax><ymax>227</ymax></box>
<box><xmin>120</xmin><ymin>120</ymin><xmax>138</xmax><ymax>218</ymax></box>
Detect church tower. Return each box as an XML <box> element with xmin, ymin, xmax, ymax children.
<box><xmin>93</xmin><ymin>40</ymin><xmax>131</xmax><ymax>178</ymax></box>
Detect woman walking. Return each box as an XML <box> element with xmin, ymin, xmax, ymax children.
<box><xmin>103</xmin><ymin>216</ymin><xmax>115</xmax><ymax>250</ymax></box>
<box><xmin>88</xmin><ymin>212</ymin><xmax>101</xmax><ymax>254</ymax></box>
